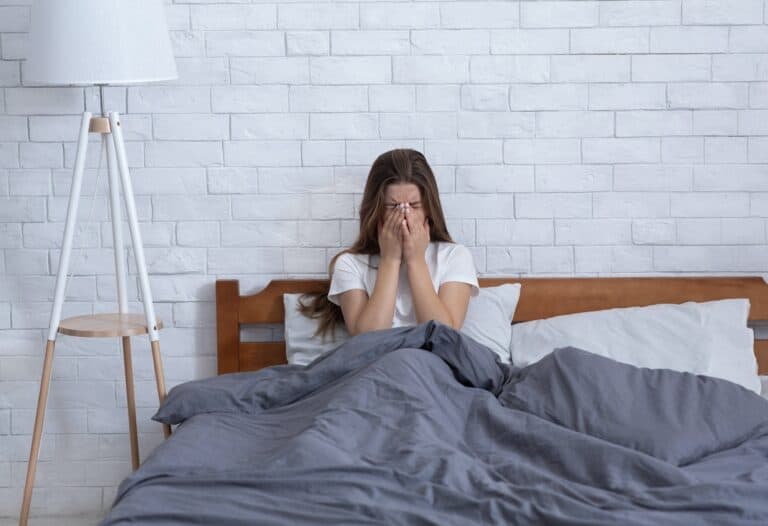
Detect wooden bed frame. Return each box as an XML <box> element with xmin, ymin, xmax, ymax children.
<box><xmin>216</xmin><ymin>277</ymin><xmax>768</xmax><ymax>376</ymax></box>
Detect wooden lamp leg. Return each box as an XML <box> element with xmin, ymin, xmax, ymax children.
<box><xmin>151</xmin><ymin>340</ymin><xmax>172</xmax><ymax>438</ymax></box>
<box><xmin>19</xmin><ymin>340</ymin><xmax>56</xmax><ymax>526</ymax></box>
<box><xmin>121</xmin><ymin>337</ymin><xmax>140</xmax><ymax>470</ymax></box>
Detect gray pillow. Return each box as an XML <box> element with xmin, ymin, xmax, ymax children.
<box><xmin>500</xmin><ymin>347</ymin><xmax>768</xmax><ymax>466</ymax></box>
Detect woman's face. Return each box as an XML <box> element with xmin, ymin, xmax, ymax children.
<box><xmin>382</xmin><ymin>183</ymin><xmax>426</xmax><ymax>227</ymax></box>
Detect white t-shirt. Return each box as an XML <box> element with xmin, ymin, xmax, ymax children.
<box><xmin>327</xmin><ymin>242</ymin><xmax>480</xmax><ymax>328</ymax></box>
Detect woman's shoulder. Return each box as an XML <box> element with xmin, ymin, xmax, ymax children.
<box><xmin>334</xmin><ymin>251</ymin><xmax>370</xmax><ymax>271</ymax></box>
<box><xmin>433</xmin><ymin>241</ymin><xmax>471</xmax><ymax>258</ymax></box>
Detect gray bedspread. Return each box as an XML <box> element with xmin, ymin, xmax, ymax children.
<box><xmin>100</xmin><ymin>321</ymin><xmax>768</xmax><ymax>525</ymax></box>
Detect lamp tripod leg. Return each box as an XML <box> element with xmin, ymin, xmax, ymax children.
<box><xmin>104</xmin><ymin>123</ymin><xmax>140</xmax><ymax>466</ymax></box>
<box><xmin>20</xmin><ymin>112</ymin><xmax>92</xmax><ymax>526</ymax></box>
<box><xmin>19</xmin><ymin>340</ymin><xmax>55</xmax><ymax>526</ymax></box>
<box><xmin>108</xmin><ymin>111</ymin><xmax>171</xmax><ymax>438</ymax></box>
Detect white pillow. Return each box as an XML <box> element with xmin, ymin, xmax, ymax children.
<box><xmin>283</xmin><ymin>284</ymin><xmax>521</xmax><ymax>366</ymax></box>
<box><xmin>510</xmin><ymin>299</ymin><xmax>760</xmax><ymax>393</ymax></box>
<box><xmin>461</xmin><ymin>283</ymin><xmax>520</xmax><ymax>363</ymax></box>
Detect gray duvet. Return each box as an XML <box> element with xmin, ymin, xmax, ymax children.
<box><xmin>100</xmin><ymin>321</ymin><xmax>768</xmax><ymax>525</ymax></box>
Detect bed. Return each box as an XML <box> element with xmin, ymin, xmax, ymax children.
<box><xmin>100</xmin><ymin>276</ymin><xmax>768</xmax><ymax>525</ymax></box>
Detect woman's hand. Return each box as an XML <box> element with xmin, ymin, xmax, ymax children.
<box><xmin>402</xmin><ymin>207</ymin><xmax>429</xmax><ymax>264</ymax></box>
<box><xmin>378</xmin><ymin>207</ymin><xmax>404</xmax><ymax>263</ymax></box>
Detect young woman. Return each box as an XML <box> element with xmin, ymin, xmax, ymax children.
<box><xmin>300</xmin><ymin>148</ymin><xmax>479</xmax><ymax>338</ymax></box>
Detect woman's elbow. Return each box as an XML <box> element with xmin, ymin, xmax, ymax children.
<box><xmin>345</xmin><ymin>320</ymin><xmax>361</xmax><ymax>336</ymax></box>
<box><xmin>447</xmin><ymin>315</ymin><xmax>465</xmax><ymax>331</ymax></box>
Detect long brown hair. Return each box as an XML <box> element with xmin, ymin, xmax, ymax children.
<box><xmin>298</xmin><ymin>148</ymin><xmax>454</xmax><ymax>339</ymax></box>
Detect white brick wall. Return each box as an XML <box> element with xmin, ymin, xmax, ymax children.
<box><xmin>1</xmin><ymin>0</ymin><xmax>768</xmax><ymax>519</ymax></box>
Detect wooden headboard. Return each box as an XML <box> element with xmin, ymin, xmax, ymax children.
<box><xmin>216</xmin><ymin>277</ymin><xmax>768</xmax><ymax>375</ymax></box>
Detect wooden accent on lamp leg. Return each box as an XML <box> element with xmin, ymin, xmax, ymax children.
<box><xmin>19</xmin><ymin>340</ymin><xmax>55</xmax><ymax>526</ymax></box>
<box><xmin>151</xmin><ymin>340</ymin><xmax>171</xmax><ymax>438</ymax></box>
<box><xmin>122</xmin><ymin>336</ymin><xmax>140</xmax><ymax>470</ymax></box>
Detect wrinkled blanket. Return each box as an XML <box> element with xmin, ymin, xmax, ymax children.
<box><xmin>100</xmin><ymin>321</ymin><xmax>768</xmax><ymax>525</ymax></box>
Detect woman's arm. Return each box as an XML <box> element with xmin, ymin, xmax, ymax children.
<box><xmin>401</xmin><ymin>210</ymin><xmax>472</xmax><ymax>329</ymax></box>
<box><xmin>407</xmin><ymin>259</ymin><xmax>471</xmax><ymax>329</ymax></box>
<box><xmin>339</xmin><ymin>208</ymin><xmax>404</xmax><ymax>335</ymax></box>
<box><xmin>339</xmin><ymin>258</ymin><xmax>400</xmax><ymax>335</ymax></box>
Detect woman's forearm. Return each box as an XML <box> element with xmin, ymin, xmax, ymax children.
<box><xmin>352</xmin><ymin>258</ymin><xmax>400</xmax><ymax>334</ymax></box>
<box><xmin>406</xmin><ymin>257</ymin><xmax>455</xmax><ymax>327</ymax></box>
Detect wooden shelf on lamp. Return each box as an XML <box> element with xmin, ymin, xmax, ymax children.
<box><xmin>57</xmin><ymin>313</ymin><xmax>163</xmax><ymax>338</ymax></box>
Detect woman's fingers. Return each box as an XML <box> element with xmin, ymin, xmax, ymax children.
<box><xmin>389</xmin><ymin>208</ymin><xmax>404</xmax><ymax>233</ymax></box>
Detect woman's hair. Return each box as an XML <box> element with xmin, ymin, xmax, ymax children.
<box><xmin>298</xmin><ymin>148</ymin><xmax>453</xmax><ymax>339</ymax></box>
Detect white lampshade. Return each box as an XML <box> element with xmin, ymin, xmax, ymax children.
<box><xmin>25</xmin><ymin>0</ymin><xmax>177</xmax><ymax>86</ymax></box>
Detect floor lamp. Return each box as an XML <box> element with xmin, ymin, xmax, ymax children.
<box><xmin>20</xmin><ymin>1</ymin><xmax>177</xmax><ymax>524</ymax></box>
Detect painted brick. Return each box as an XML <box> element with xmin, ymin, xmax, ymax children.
<box><xmin>535</xmin><ymin>165</ymin><xmax>612</xmax><ymax>192</ymax></box>
<box><xmin>661</xmin><ymin>137</ymin><xmax>704</xmax><ymax>163</ymax></box>
<box><xmin>394</xmin><ymin>56</ymin><xmax>469</xmax><ymax>84</ymax></box>
<box><xmin>311</xmin><ymin>57</ymin><xmax>391</xmax><ymax>85</ymax></box>
<box><xmin>460</xmin><ymin>85</ymin><xmax>508</xmax><ymax>111</ymax></box>
<box><xmin>535</xmin><ymin>111</ymin><xmax>613</xmax><ymax>138</ymax></box>
<box><xmin>582</xmin><ymin>138</ymin><xmax>660</xmax><ymax>163</ymax></box>
<box><xmin>458</xmin><ymin>112</ymin><xmax>533</xmax><ymax>139</ymax></box>
<box><xmin>153</xmin><ymin>114</ymin><xmax>229</xmax><ymax>141</ymax></box>
<box><xmin>531</xmin><ymin>246</ymin><xmax>574</xmax><ymax>274</ymax></box>
<box><xmin>651</xmin><ymin>26</ymin><xmax>728</xmax><ymax>53</ymax></box>
<box><xmin>594</xmin><ymin>192</ymin><xmax>671</xmax><ymax>218</ymax></box>
<box><xmin>550</xmin><ymin>55</ymin><xmax>630</xmax><ymax>83</ymax></box>
<box><xmin>128</xmin><ymin>87</ymin><xmax>210</xmax><ymax>113</ymax></box>
<box><xmin>682</xmin><ymin>0</ymin><xmax>763</xmax><ymax>25</ymax></box>
<box><xmin>671</xmin><ymin>192</ymin><xmax>750</xmax><ymax>217</ymax></box>
<box><xmin>504</xmin><ymin>139</ymin><xmax>581</xmax><ymax>164</ymax></box>
<box><xmin>616</xmin><ymin>111</ymin><xmax>693</xmax><ymax>137</ymax></box>
<box><xmin>223</xmin><ymin>141</ymin><xmax>301</xmax><ymax>167</ymax></box>
<box><xmin>207</xmin><ymin>167</ymin><xmax>259</xmax><ymax>194</ymax></box>
<box><xmin>212</xmin><ymin>86</ymin><xmax>288</xmax><ymax>113</ymax></box>
<box><xmin>614</xmin><ymin>165</ymin><xmax>693</xmax><ymax>191</ymax></box>
<box><xmin>510</xmin><ymin>84</ymin><xmax>588</xmax><ymax>111</ymax></box>
<box><xmin>205</xmin><ymin>31</ymin><xmax>284</xmax><ymax>57</ymax></box>
<box><xmin>190</xmin><ymin>4</ymin><xmax>276</xmax><ymax>30</ymax></box>
<box><xmin>230</xmin><ymin>57</ymin><xmax>308</xmax><ymax>85</ymax></box>
<box><xmin>279</xmin><ymin>3</ymin><xmax>358</xmax><ymax>30</ymax></box>
<box><xmin>555</xmin><ymin>219</ymin><xmax>632</xmax><ymax>245</ymax></box>
<box><xmin>360</xmin><ymin>3</ymin><xmax>439</xmax><ymax>29</ymax></box>
<box><xmin>477</xmin><ymin>219</ymin><xmax>554</xmax><ymax>245</ymax></box>
<box><xmin>589</xmin><ymin>83</ymin><xmax>666</xmax><ymax>110</ymax></box>
<box><xmin>521</xmin><ymin>1</ymin><xmax>599</xmax><ymax>28</ymax></box>
<box><xmin>575</xmin><ymin>246</ymin><xmax>653</xmax><ymax>273</ymax></box>
<box><xmin>571</xmin><ymin>27</ymin><xmax>649</xmax><ymax>54</ymax></box>
<box><xmin>287</xmin><ymin>31</ymin><xmax>330</xmax><ymax>56</ymax></box>
<box><xmin>290</xmin><ymin>86</ymin><xmax>368</xmax><ymax>112</ymax></box>
<box><xmin>515</xmin><ymin>193</ymin><xmax>592</xmax><ymax>218</ymax></box>
<box><xmin>440</xmin><ymin>2</ymin><xmax>519</xmax><ymax>29</ymax></box>
<box><xmin>145</xmin><ymin>141</ymin><xmax>223</xmax><ymax>168</ymax></box>
<box><xmin>599</xmin><ymin>1</ymin><xmax>681</xmax><ymax>26</ymax></box>
<box><xmin>486</xmin><ymin>247</ymin><xmax>531</xmax><ymax>274</ymax></box>
<box><xmin>5</xmin><ymin>87</ymin><xmax>82</xmax><ymax>115</ymax></box>
<box><xmin>455</xmin><ymin>165</ymin><xmax>534</xmax><ymax>193</ymax></box>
